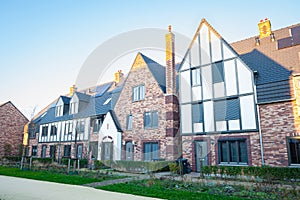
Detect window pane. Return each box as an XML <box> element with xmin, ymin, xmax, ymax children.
<box><xmin>214</xmin><ymin>100</ymin><xmax>226</xmax><ymax>121</ymax></box>
<box><xmin>144</xmin><ymin>143</ymin><xmax>151</xmax><ymax>161</ymax></box>
<box><xmin>152</xmin><ymin>143</ymin><xmax>159</xmax><ymax>160</ymax></box>
<box><xmin>140</xmin><ymin>85</ymin><xmax>145</xmax><ymax>100</ymax></box>
<box><xmin>133</xmin><ymin>87</ymin><xmax>138</xmax><ymax>101</ymax></box>
<box><xmin>239</xmin><ymin>141</ymin><xmax>248</xmax><ymax>163</ymax></box>
<box><xmin>220</xmin><ymin>142</ymin><xmax>228</xmax><ymax>162</ymax></box>
<box><xmin>192</xmin><ymin>103</ymin><xmax>203</xmax><ymax>123</ymax></box>
<box><xmin>127</xmin><ymin>115</ymin><xmax>132</xmax><ymax>130</ymax></box>
<box><xmin>192</xmin><ymin>68</ymin><xmax>201</xmax><ymax>86</ymax></box>
<box><xmin>289</xmin><ymin>138</ymin><xmax>300</xmax><ymax>164</ymax></box>
<box><xmin>152</xmin><ymin>111</ymin><xmax>158</xmax><ymax>127</ymax></box>
<box><xmin>212</xmin><ymin>62</ymin><xmax>224</xmax><ymax>83</ymax></box>
<box><xmin>229</xmin><ymin>141</ymin><xmax>238</xmax><ymax>162</ymax></box>
<box><xmin>144</xmin><ymin>112</ymin><xmax>151</xmax><ymax>128</ymax></box>
<box><xmin>226</xmin><ymin>98</ymin><xmax>240</xmax><ymax>120</ymax></box>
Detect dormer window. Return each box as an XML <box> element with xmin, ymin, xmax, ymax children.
<box><xmin>55</xmin><ymin>105</ymin><xmax>63</xmax><ymax>117</ymax></box>
<box><xmin>55</xmin><ymin>96</ymin><xmax>70</xmax><ymax>117</ymax></box>
<box><xmin>70</xmin><ymin>102</ymin><xmax>78</xmax><ymax>114</ymax></box>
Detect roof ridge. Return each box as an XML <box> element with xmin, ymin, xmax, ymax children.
<box><xmin>231</xmin><ymin>22</ymin><xmax>300</xmax><ymax>45</ymax></box>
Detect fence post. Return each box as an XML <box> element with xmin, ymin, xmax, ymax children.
<box><xmin>67</xmin><ymin>158</ymin><xmax>70</xmax><ymax>174</ymax></box>
<box><xmin>77</xmin><ymin>159</ymin><xmax>80</xmax><ymax>172</ymax></box>
<box><xmin>30</xmin><ymin>157</ymin><xmax>33</xmax><ymax>170</ymax></box>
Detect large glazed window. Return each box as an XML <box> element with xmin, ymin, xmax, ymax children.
<box><xmin>218</xmin><ymin>139</ymin><xmax>248</xmax><ymax>165</ymax></box>
<box><xmin>143</xmin><ymin>142</ymin><xmax>159</xmax><ymax>161</ymax></box>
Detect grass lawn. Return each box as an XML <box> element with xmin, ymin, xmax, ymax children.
<box><xmin>0</xmin><ymin>166</ymin><xmax>123</xmax><ymax>185</ymax></box>
<box><xmin>98</xmin><ymin>180</ymin><xmax>242</xmax><ymax>200</ymax></box>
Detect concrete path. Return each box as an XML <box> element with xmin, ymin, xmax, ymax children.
<box><xmin>0</xmin><ymin>175</ymin><xmax>161</xmax><ymax>200</ymax></box>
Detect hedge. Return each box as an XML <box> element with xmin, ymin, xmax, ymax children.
<box><xmin>202</xmin><ymin>165</ymin><xmax>300</xmax><ymax>182</ymax></box>
<box><xmin>100</xmin><ymin>160</ymin><xmax>171</xmax><ymax>173</ymax></box>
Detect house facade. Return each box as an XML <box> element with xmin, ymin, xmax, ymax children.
<box><xmin>179</xmin><ymin>19</ymin><xmax>300</xmax><ymax>171</ymax></box>
<box><xmin>0</xmin><ymin>101</ymin><xmax>28</xmax><ymax>158</ymax></box>
<box><xmin>25</xmin><ymin>19</ymin><xmax>300</xmax><ymax>170</ymax></box>
<box><xmin>27</xmin><ymin>82</ymin><xmax>123</xmax><ymax>161</ymax></box>
<box><xmin>231</xmin><ymin>20</ymin><xmax>300</xmax><ymax>167</ymax></box>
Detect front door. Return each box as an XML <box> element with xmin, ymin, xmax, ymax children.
<box><xmin>77</xmin><ymin>144</ymin><xmax>83</xmax><ymax>159</ymax></box>
<box><xmin>125</xmin><ymin>142</ymin><xmax>133</xmax><ymax>160</ymax></box>
<box><xmin>102</xmin><ymin>142</ymin><xmax>113</xmax><ymax>160</ymax></box>
<box><xmin>195</xmin><ymin>141</ymin><xmax>208</xmax><ymax>172</ymax></box>
<box><xmin>41</xmin><ymin>145</ymin><xmax>47</xmax><ymax>158</ymax></box>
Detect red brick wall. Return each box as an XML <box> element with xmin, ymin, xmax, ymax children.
<box><xmin>182</xmin><ymin>132</ymin><xmax>261</xmax><ymax>171</ymax></box>
<box><xmin>114</xmin><ymin>59</ymin><xmax>179</xmax><ymax>161</ymax></box>
<box><xmin>0</xmin><ymin>102</ymin><xmax>28</xmax><ymax>158</ymax></box>
<box><xmin>259</xmin><ymin>100</ymin><xmax>298</xmax><ymax>166</ymax></box>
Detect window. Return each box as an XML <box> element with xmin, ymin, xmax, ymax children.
<box><xmin>70</xmin><ymin>102</ymin><xmax>78</xmax><ymax>114</ymax></box>
<box><xmin>103</xmin><ymin>97</ymin><xmax>111</xmax><ymax>105</ymax></box>
<box><xmin>64</xmin><ymin>145</ymin><xmax>71</xmax><ymax>157</ymax></box>
<box><xmin>55</xmin><ymin>105</ymin><xmax>63</xmax><ymax>117</ymax></box>
<box><xmin>214</xmin><ymin>98</ymin><xmax>240</xmax><ymax>131</ymax></box>
<box><xmin>218</xmin><ymin>139</ymin><xmax>247</xmax><ymax>164</ymax></box>
<box><xmin>77</xmin><ymin>144</ymin><xmax>83</xmax><ymax>159</ymax></box>
<box><xmin>50</xmin><ymin>145</ymin><xmax>56</xmax><ymax>158</ymax></box>
<box><xmin>212</xmin><ymin>61</ymin><xmax>224</xmax><ymax>83</ymax></box>
<box><xmin>78</xmin><ymin>120</ymin><xmax>85</xmax><ymax>133</ymax></box>
<box><xmin>192</xmin><ymin>103</ymin><xmax>203</xmax><ymax>132</ymax></box>
<box><xmin>143</xmin><ymin>142</ymin><xmax>159</xmax><ymax>161</ymax></box>
<box><xmin>31</xmin><ymin>146</ymin><xmax>37</xmax><ymax>157</ymax></box>
<box><xmin>192</xmin><ymin>68</ymin><xmax>201</xmax><ymax>86</ymax></box>
<box><xmin>127</xmin><ymin>114</ymin><xmax>133</xmax><ymax>130</ymax></box>
<box><xmin>50</xmin><ymin>125</ymin><xmax>57</xmax><ymax>136</ymax></box>
<box><xmin>64</xmin><ymin>122</ymin><xmax>73</xmax><ymax>135</ymax></box>
<box><xmin>41</xmin><ymin>126</ymin><xmax>48</xmax><ymax>137</ymax></box>
<box><xmin>92</xmin><ymin>118</ymin><xmax>101</xmax><ymax>133</ymax></box>
<box><xmin>144</xmin><ymin>111</ymin><xmax>158</xmax><ymax>129</ymax></box>
<box><xmin>132</xmin><ymin>85</ymin><xmax>145</xmax><ymax>101</ymax></box>
<box><xmin>41</xmin><ymin>145</ymin><xmax>47</xmax><ymax>158</ymax></box>
<box><xmin>192</xmin><ymin>103</ymin><xmax>203</xmax><ymax>123</ymax></box>
<box><xmin>288</xmin><ymin>137</ymin><xmax>300</xmax><ymax>165</ymax></box>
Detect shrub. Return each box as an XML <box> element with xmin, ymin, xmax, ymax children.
<box><xmin>100</xmin><ymin>160</ymin><xmax>171</xmax><ymax>173</ymax></box>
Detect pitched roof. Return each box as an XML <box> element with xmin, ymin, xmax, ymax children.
<box><xmin>140</xmin><ymin>53</ymin><xmax>167</xmax><ymax>93</ymax></box>
<box><xmin>230</xmin><ymin>22</ymin><xmax>300</xmax><ymax>103</ymax></box>
<box><xmin>60</xmin><ymin>96</ymin><xmax>71</xmax><ymax>104</ymax></box>
<box><xmin>231</xmin><ymin>23</ymin><xmax>300</xmax><ymax>73</ymax></box>
<box><xmin>0</xmin><ymin>101</ymin><xmax>29</xmax><ymax>121</ymax></box>
<box><xmin>74</xmin><ymin>92</ymin><xmax>91</xmax><ymax>102</ymax></box>
<box><xmin>38</xmin><ymin>84</ymin><xmax>123</xmax><ymax>125</ymax></box>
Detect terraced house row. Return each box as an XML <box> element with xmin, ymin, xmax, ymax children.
<box><xmin>25</xmin><ymin>19</ymin><xmax>300</xmax><ymax>171</ymax></box>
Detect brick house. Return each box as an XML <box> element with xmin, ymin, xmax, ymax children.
<box><xmin>178</xmin><ymin>18</ymin><xmax>300</xmax><ymax>171</ymax></box>
<box><xmin>114</xmin><ymin>27</ymin><xmax>180</xmax><ymax>161</ymax></box>
<box><xmin>231</xmin><ymin>20</ymin><xmax>300</xmax><ymax>167</ymax></box>
<box><xmin>0</xmin><ymin>101</ymin><xmax>28</xmax><ymax>158</ymax></box>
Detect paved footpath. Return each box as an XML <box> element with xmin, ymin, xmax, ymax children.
<box><xmin>0</xmin><ymin>175</ymin><xmax>161</xmax><ymax>200</ymax></box>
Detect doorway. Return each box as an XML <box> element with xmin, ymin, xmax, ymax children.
<box><xmin>101</xmin><ymin>142</ymin><xmax>113</xmax><ymax>160</ymax></box>
<box><xmin>125</xmin><ymin>141</ymin><xmax>133</xmax><ymax>160</ymax></box>
<box><xmin>195</xmin><ymin>141</ymin><xmax>208</xmax><ymax>172</ymax></box>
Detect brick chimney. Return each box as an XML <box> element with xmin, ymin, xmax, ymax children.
<box><xmin>166</xmin><ymin>25</ymin><xmax>176</xmax><ymax>95</ymax></box>
<box><xmin>114</xmin><ymin>70</ymin><xmax>124</xmax><ymax>85</ymax></box>
<box><xmin>69</xmin><ymin>84</ymin><xmax>77</xmax><ymax>96</ymax></box>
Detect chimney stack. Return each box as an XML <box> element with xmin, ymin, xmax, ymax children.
<box><xmin>114</xmin><ymin>70</ymin><xmax>124</xmax><ymax>84</ymax></box>
<box><xmin>69</xmin><ymin>84</ymin><xmax>77</xmax><ymax>96</ymax></box>
<box><xmin>165</xmin><ymin>25</ymin><xmax>176</xmax><ymax>95</ymax></box>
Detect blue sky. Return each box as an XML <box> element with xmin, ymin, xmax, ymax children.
<box><xmin>0</xmin><ymin>0</ymin><xmax>299</xmax><ymax>118</ymax></box>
